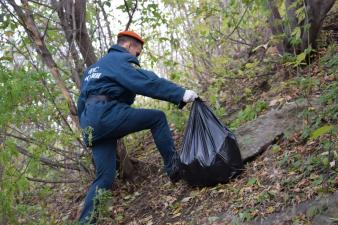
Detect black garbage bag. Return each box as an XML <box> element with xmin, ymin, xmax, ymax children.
<box><xmin>180</xmin><ymin>99</ymin><xmax>244</xmax><ymax>186</ymax></box>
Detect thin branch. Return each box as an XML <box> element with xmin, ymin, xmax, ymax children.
<box><xmin>124</xmin><ymin>0</ymin><xmax>138</xmax><ymax>30</ymax></box>
<box><xmin>27</xmin><ymin>9</ymin><xmax>61</xmax><ymax>26</ymax></box>
<box><xmin>124</xmin><ymin>0</ymin><xmax>132</xmax><ymax>18</ymax></box>
<box><xmin>5</xmin><ymin>131</ymin><xmax>73</xmax><ymax>156</ymax></box>
<box><xmin>0</xmin><ymin>0</ymin><xmax>23</xmax><ymax>26</ymax></box>
<box><xmin>3</xmin><ymin>36</ymin><xmax>39</xmax><ymax>69</ymax></box>
<box><xmin>2</xmin><ymin>140</ymin><xmax>81</xmax><ymax>171</ymax></box>
<box><xmin>26</xmin><ymin>176</ymin><xmax>79</xmax><ymax>183</ymax></box>
<box><xmin>209</xmin><ymin>31</ymin><xmax>253</xmax><ymax>47</ymax></box>
<box><xmin>52</xmin><ymin>0</ymin><xmax>83</xmax><ymax>89</ymax></box>
<box><xmin>3</xmin><ymin>37</ymin><xmax>86</xmax><ymax>153</ymax></box>
<box><xmin>41</xmin><ymin>81</ymin><xmax>88</xmax><ymax>152</ymax></box>
<box><xmin>210</xmin><ymin>5</ymin><xmax>251</xmax><ymax>50</ymax></box>
<box><xmin>6</xmin><ymin>130</ymin><xmax>90</xmax><ymax>174</ymax></box>
<box><xmin>96</xmin><ymin>0</ymin><xmax>113</xmax><ymax>44</ymax></box>
<box><xmin>223</xmin><ymin>5</ymin><xmax>249</xmax><ymax>40</ymax></box>
<box><xmin>228</xmin><ymin>37</ymin><xmax>253</xmax><ymax>46</ymax></box>
<box><xmin>27</xmin><ymin>0</ymin><xmax>53</xmax><ymax>9</ymax></box>
<box><xmin>179</xmin><ymin>2</ymin><xmax>207</xmax><ymax>85</ymax></box>
<box><xmin>94</xmin><ymin>4</ymin><xmax>105</xmax><ymax>55</ymax></box>
<box><xmin>73</xmin><ymin>0</ymin><xmax>98</xmax><ymax>66</ymax></box>
<box><xmin>41</xmin><ymin>4</ymin><xmax>59</xmax><ymax>40</ymax></box>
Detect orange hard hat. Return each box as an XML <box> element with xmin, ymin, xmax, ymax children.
<box><xmin>118</xmin><ymin>31</ymin><xmax>144</xmax><ymax>45</ymax></box>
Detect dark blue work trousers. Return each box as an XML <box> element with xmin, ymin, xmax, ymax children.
<box><xmin>79</xmin><ymin>108</ymin><xmax>176</xmax><ymax>224</ymax></box>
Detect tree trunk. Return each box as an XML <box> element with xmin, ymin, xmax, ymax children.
<box><xmin>267</xmin><ymin>0</ymin><xmax>289</xmax><ymax>53</ymax></box>
<box><xmin>117</xmin><ymin>139</ymin><xmax>136</xmax><ymax>180</ymax></box>
<box><xmin>96</xmin><ymin>0</ymin><xmax>113</xmax><ymax>45</ymax></box>
<box><xmin>52</xmin><ymin>0</ymin><xmax>97</xmax><ymax>71</ymax></box>
<box><xmin>52</xmin><ymin>0</ymin><xmax>83</xmax><ymax>90</ymax></box>
<box><xmin>267</xmin><ymin>0</ymin><xmax>336</xmax><ymax>54</ymax></box>
<box><xmin>74</xmin><ymin>0</ymin><xmax>98</xmax><ymax>67</ymax></box>
<box><xmin>300</xmin><ymin>0</ymin><xmax>336</xmax><ymax>51</ymax></box>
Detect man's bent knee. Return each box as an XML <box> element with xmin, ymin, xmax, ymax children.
<box><xmin>153</xmin><ymin>110</ymin><xmax>166</xmax><ymax>122</ymax></box>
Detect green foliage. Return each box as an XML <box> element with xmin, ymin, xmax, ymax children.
<box><xmin>320</xmin><ymin>45</ymin><xmax>338</xmax><ymax>70</ymax></box>
<box><xmin>306</xmin><ymin>206</ymin><xmax>324</xmax><ymax>219</ymax></box>
<box><xmin>0</xmin><ymin>65</ymin><xmax>84</xmax><ymax>224</ymax></box>
<box><xmin>296</xmin><ymin>76</ymin><xmax>319</xmax><ymax>95</ymax></box>
<box><xmin>169</xmin><ymin>107</ymin><xmax>189</xmax><ymax>132</ymax></box>
<box><xmin>238</xmin><ymin>208</ymin><xmax>255</xmax><ymax>222</ymax></box>
<box><xmin>310</xmin><ymin>125</ymin><xmax>334</xmax><ymax>139</ymax></box>
<box><xmin>298</xmin><ymin>46</ymin><xmax>337</xmax><ymax>140</ymax></box>
<box><xmin>87</xmin><ymin>189</ymin><xmax>113</xmax><ymax>225</ymax></box>
<box><xmin>283</xmin><ymin>46</ymin><xmax>313</xmax><ymax>68</ymax></box>
<box><xmin>230</xmin><ymin>100</ymin><xmax>267</xmax><ymax>129</ymax></box>
<box><xmin>271</xmin><ymin>144</ymin><xmax>282</xmax><ymax>153</ymax></box>
<box><xmin>0</xmin><ymin>140</ymin><xmax>52</xmax><ymax>224</ymax></box>
<box><xmin>246</xmin><ymin>177</ymin><xmax>257</xmax><ymax>186</ymax></box>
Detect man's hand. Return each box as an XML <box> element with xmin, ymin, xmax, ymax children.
<box><xmin>183</xmin><ymin>90</ymin><xmax>198</xmax><ymax>103</ymax></box>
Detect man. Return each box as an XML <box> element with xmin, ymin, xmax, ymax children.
<box><xmin>77</xmin><ymin>30</ymin><xmax>198</xmax><ymax>224</ymax></box>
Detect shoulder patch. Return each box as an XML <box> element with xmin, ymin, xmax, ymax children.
<box><xmin>84</xmin><ymin>66</ymin><xmax>102</xmax><ymax>82</ymax></box>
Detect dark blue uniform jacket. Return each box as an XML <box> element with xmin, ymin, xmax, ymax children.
<box><xmin>77</xmin><ymin>45</ymin><xmax>186</xmax><ymax>142</ymax></box>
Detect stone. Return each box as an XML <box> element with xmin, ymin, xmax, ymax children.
<box><xmin>248</xmin><ymin>191</ymin><xmax>338</xmax><ymax>225</ymax></box>
<box><xmin>234</xmin><ymin>98</ymin><xmax>320</xmax><ymax>161</ymax></box>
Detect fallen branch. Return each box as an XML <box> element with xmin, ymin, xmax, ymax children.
<box><xmin>26</xmin><ymin>176</ymin><xmax>79</xmax><ymax>183</ymax></box>
<box><xmin>220</xmin><ymin>71</ymin><xmax>276</xmax><ymax>80</ymax></box>
<box><xmin>5</xmin><ymin>131</ymin><xmax>91</xmax><ymax>174</ymax></box>
<box><xmin>13</xmin><ymin>143</ymin><xmax>81</xmax><ymax>171</ymax></box>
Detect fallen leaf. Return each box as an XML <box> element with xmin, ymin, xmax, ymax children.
<box><xmin>269</xmin><ymin>99</ymin><xmax>279</xmax><ymax>106</ymax></box>
<box><xmin>266</xmin><ymin>206</ymin><xmax>275</xmax><ymax>214</ymax></box>
<box><xmin>181</xmin><ymin>197</ymin><xmax>192</xmax><ymax>203</ymax></box>
<box><xmin>172</xmin><ymin>212</ymin><xmax>181</xmax><ymax>218</ymax></box>
<box><xmin>330</xmin><ymin>160</ymin><xmax>335</xmax><ymax>168</ymax></box>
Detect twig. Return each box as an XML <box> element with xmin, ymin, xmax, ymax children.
<box><xmin>27</xmin><ymin>0</ymin><xmax>54</xmax><ymax>9</ymax></box>
<box><xmin>217</xmin><ymin>71</ymin><xmax>276</xmax><ymax>80</ymax></box>
<box><xmin>3</xmin><ymin>36</ymin><xmax>39</xmax><ymax>69</ymax></box>
<box><xmin>94</xmin><ymin>3</ymin><xmax>105</xmax><ymax>55</ymax></box>
<box><xmin>223</xmin><ymin>5</ymin><xmax>249</xmax><ymax>40</ymax></box>
<box><xmin>11</xmin><ymin>141</ymin><xmax>81</xmax><ymax>171</ymax></box>
<box><xmin>210</xmin><ymin>5</ymin><xmax>252</xmax><ymax>47</ymax></box>
<box><xmin>323</xmin><ymin>133</ymin><xmax>334</xmax><ymax>191</ymax></box>
<box><xmin>96</xmin><ymin>0</ymin><xmax>113</xmax><ymax>44</ymax></box>
<box><xmin>0</xmin><ymin>0</ymin><xmax>23</xmax><ymax>26</ymax></box>
<box><xmin>228</xmin><ymin>37</ymin><xmax>253</xmax><ymax>46</ymax></box>
<box><xmin>5</xmin><ymin>131</ymin><xmax>73</xmax><ymax>155</ymax></box>
<box><xmin>26</xmin><ymin>176</ymin><xmax>79</xmax><ymax>183</ymax></box>
<box><xmin>41</xmin><ymin>2</ymin><xmax>60</xmax><ymax>40</ymax></box>
<box><xmin>124</xmin><ymin>0</ymin><xmax>138</xmax><ymax>30</ymax></box>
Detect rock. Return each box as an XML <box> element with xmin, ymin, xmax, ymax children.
<box><xmin>312</xmin><ymin>200</ymin><xmax>338</xmax><ymax>225</ymax></box>
<box><xmin>248</xmin><ymin>191</ymin><xmax>338</xmax><ymax>225</ymax></box>
<box><xmin>235</xmin><ymin>98</ymin><xmax>320</xmax><ymax>161</ymax></box>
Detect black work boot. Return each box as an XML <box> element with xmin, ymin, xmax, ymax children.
<box><xmin>168</xmin><ymin>153</ymin><xmax>182</xmax><ymax>184</ymax></box>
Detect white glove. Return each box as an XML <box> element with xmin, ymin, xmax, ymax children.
<box><xmin>183</xmin><ymin>90</ymin><xmax>198</xmax><ymax>103</ymax></box>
